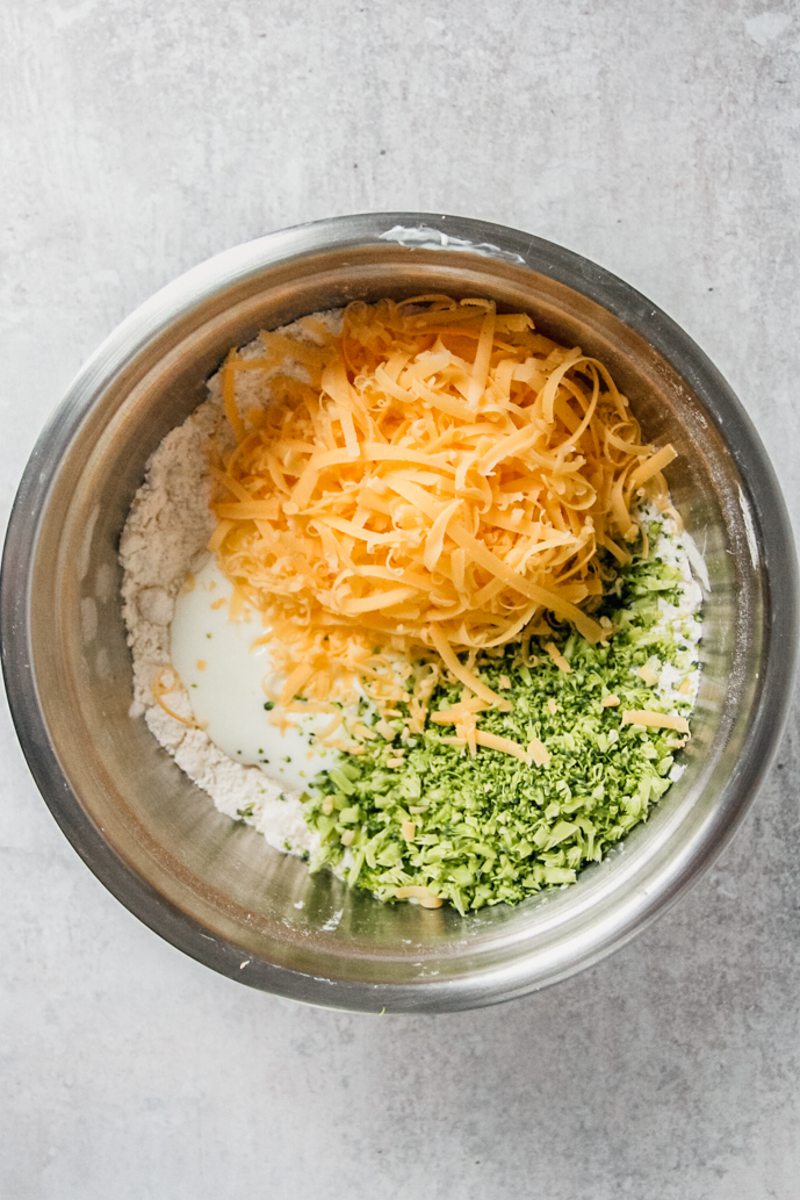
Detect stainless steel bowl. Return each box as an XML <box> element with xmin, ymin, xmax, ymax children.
<box><xmin>2</xmin><ymin>213</ymin><xmax>797</xmax><ymax>1012</ymax></box>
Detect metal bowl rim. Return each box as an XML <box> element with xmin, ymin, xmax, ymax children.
<box><xmin>2</xmin><ymin>211</ymin><xmax>797</xmax><ymax>1011</ymax></box>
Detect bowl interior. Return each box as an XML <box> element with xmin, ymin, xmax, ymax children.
<box><xmin>11</xmin><ymin>232</ymin><xmax>774</xmax><ymax>1009</ymax></box>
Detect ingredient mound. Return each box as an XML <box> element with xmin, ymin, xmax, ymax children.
<box><xmin>120</xmin><ymin>298</ymin><xmax>701</xmax><ymax>914</ymax></box>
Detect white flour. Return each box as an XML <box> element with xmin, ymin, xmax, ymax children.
<box><xmin>119</xmin><ymin>315</ymin><xmax>341</xmax><ymax>858</ymax></box>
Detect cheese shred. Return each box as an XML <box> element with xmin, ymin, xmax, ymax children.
<box><xmin>621</xmin><ymin>710</ymin><xmax>691</xmax><ymax>733</ymax></box>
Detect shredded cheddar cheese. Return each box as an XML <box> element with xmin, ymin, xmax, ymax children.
<box><xmin>527</xmin><ymin>737</ymin><xmax>551</xmax><ymax>767</ymax></box>
<box><xmin>621</xmin><ymin>710</ymin><xmax>691</xmax><ymax>734</ymax></box>
<box><xmin>209</xmin><ymin>297</ymin><xmax>677</xmax><ymax>735</ymax></box>
<box><xmin>393</xmin><ymin>885</ymin><xmax>444</xmax><ymax>908</ymax></box>
<box><xmin>544</xmin><ymin>640</ymin><xmax>572</xmax><ymax>674</ymax></box>
<box><xmin>637</xmin><ymin>663</ymin><xmax>659</xmax><ymax>686</ymax></box>
<box><xmin>152</xmin><ymin>669</ymin><xmax>204</xmax><ymax>729</ymax></box>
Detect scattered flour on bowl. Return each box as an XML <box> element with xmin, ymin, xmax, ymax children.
<box><xmin>119</xmin><ymin>313</ymin><xmax>341</xmax><ymax>858</ymax></box>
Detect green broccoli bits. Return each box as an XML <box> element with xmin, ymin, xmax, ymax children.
<box><xmin>303</xmin><ymin>518</ymin><xmax>700</xmax><ymax>913</ymax></box>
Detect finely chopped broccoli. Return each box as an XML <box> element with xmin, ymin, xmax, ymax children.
<box><xmin>303</xmin><ymin>518</ymin><xmax>700</xmax><ymax>913</ymax></box>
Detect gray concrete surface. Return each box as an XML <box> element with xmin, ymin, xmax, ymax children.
<box><xmin>1</xmin><ymin>1</ymin><xmax>799</xmax><ymax>1197</ymax></box>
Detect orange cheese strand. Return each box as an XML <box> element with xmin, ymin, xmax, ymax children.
<box><xmin>620</xmin><ymin>710</ymin><xmax>690</xmax><ymax>734</ymax></box>
<box><xmin>209</xmin><ymin>297</ymin><xmax>675</xmax><ymax>707</ymax></box>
